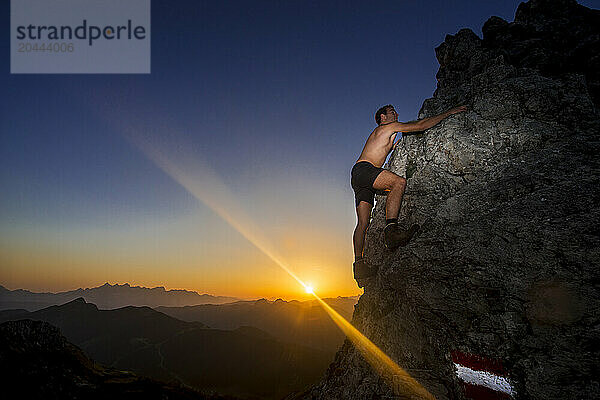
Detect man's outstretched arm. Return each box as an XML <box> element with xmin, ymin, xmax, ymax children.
<box><xmin>391</xmin><ymin>105</ymin><xmax>467</xmax><ymax>133</ymax></box>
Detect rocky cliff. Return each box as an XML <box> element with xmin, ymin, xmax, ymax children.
<box><xmin>305</xmin><ymin>1</ymin><xmax>599</xmax><ymax>399</ymax></box>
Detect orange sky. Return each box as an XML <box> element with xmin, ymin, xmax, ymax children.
<box><xmin>0</xmin><ymin>167</ymin><xmax>363</xmax><ymax>300</ymax></box>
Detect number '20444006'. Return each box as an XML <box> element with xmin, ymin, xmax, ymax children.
<box><xmin>18</xmin><ymin>42</ymin><xmax>74</xmax><ymax>52</ymax></box>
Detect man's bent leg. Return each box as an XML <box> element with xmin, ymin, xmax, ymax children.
<box><xmin>372</xmin><ymin>170</ymin><xmax>407</xmax><ymax>220</ymax></box>
<box><xmin>353</xmin><ymin>201</ymin><xmax>373</xmax><ymax>260</ymax></box>
<box><xmin>372</xmin><ymin>170</ymin><xmax>418</xmax><ymax>249</ymax></box>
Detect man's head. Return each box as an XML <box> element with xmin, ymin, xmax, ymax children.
<box><xmin>375</xmin><ymin>105</ymin><xmax>398</xmax><ymax>125</ymax></box>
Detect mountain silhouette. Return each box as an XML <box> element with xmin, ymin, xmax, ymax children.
<box><xmin>0</xmin><ymin>319</ymin><xmax>238</xmax><ymax>400</ymax></box>
<box><xmin>0</xmin><ymin>298</ymin><xmax>332</xmax><ymax>399</ymax></box>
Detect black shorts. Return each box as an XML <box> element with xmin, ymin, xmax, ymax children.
<box><xmin>351</xmin><ymin>161</ymin><xmax>384</xmax><ymax>207</ymax></box>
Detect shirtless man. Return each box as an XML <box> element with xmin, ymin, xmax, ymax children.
<box><xmin>352</xmin><ymin>104</ymin><xmax>467</xmax><ymax>285</ymax></box>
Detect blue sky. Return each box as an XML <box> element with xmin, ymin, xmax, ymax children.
<box><xmin>1</xmin><ymin>0</ymin><xmax>597</xmax><ymax>298</ymax></box>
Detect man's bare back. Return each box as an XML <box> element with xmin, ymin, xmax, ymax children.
<box><xmin>357</xmin><ymin>125</ymin><xmax>398</xmax><ymax>167</ymax></box>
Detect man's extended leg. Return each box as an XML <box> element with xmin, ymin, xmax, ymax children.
<box><xmin>353</xmin><ymin>200</ymin><xmax>379</xmax><ymax>287</ymax></box>
<box><xmin>353</xmin><ymin>201</ymin><xmax>373</xmax><ymax>261</ymax></box>
<box><xmin>372</xmin><ymin>170</ymin><xmax>406</xmax><ymax>220</ymax></box>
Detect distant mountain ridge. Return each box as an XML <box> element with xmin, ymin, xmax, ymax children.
<box><xmin>157</xmin><ymin>296</ymin><xmax>358</xmax><ymax>352</ymax></box>
<box><xmin>0</xmin><ymin>282</ymin><xmax>240</xmax><ymax>311</ymax></box>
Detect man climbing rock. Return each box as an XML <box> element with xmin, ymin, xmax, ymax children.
<box><xmin>352</xmin><ymin>104</ymin><xmax>467</xmax><ymax>286</ymax></box>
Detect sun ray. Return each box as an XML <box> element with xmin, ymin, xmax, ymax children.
<box><xmin>126</xmin><ymin>130</ymin><xmax>435</xmax><ymax>399</ymax></box>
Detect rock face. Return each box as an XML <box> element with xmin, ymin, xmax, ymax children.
<box><xmin>305</xmin><ymin>1</ymin><xmax>599</xmax><ymax>399</ymax></box>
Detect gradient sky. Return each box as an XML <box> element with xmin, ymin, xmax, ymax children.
<box><xmin>2</xmin><ymin>0</ymin><xmax>596</xmax><ymax>300</ymax></box>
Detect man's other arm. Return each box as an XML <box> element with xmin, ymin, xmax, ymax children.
<box><xmin>391</xmin><ymin>105</ymin><xmax>467</xmax><ymax>133</ymax></box>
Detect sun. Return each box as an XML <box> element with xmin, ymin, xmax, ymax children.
<box><xmin>304</xmin><ymin>285</ymin><xmax>314</xmax><ymax>294</ymax></box>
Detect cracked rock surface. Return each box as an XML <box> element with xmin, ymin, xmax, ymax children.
<box><xmin>303</xmin><ymin>1</ymin><xmax>599</xmax><ymax>399</ymax></box>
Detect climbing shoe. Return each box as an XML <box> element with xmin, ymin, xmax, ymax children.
<box><xmin>384</xmin><ymin>223</ymin><xmax>420</xmax><ymax>250</ymax></box>
<box><xmin>353</xmin><ymin>258</ymin><xmax>378</xmax><ymax>288</ymax></box>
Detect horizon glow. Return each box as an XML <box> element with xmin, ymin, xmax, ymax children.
<box><xmin>124</xmin><ymin>127</ymin><xmax>434</xmax><ymax>398</ymax></box>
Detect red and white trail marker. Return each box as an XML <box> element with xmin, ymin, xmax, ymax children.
<box><xmin>451</xmin><ymin>351</ymin><xmax>516</xmax><ymax>400</ymax></box>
